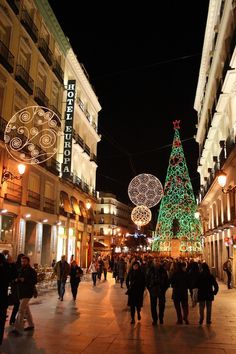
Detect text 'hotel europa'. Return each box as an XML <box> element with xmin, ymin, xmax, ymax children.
<box><xmin>62</xmin><ymin>80</ymin><xmax>76</xmax><ymax>178</ymax></box>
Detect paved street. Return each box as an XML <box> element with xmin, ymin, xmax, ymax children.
<box><xmin>1</xmin><ymin>274</ymin><xmax>236</xmax><ymax>354</ymax></box>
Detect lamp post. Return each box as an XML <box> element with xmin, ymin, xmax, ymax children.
<box><xmin>217</xmin><ymin>170</ymin><xmax>236</xmax><ymax>194</ymax></box>
<box><xmin>1</xmin><ymin>164</ymin><xmax>26</xmax><ymax>183</ymax></box>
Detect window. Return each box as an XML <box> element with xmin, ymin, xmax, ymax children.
<box><xmin>51</xmin><ymin>81</ymin><xmax>59</xmax><ymax>108</ymax></box>
<box><xmin>101</xmin><ymin>208</ymin><xmax>104</xmax><ymax>214</ymax></box>
<box><xmin>100</xmin><ymin>228</ymin><xmax>104</xmax><ymax>235</ymax></box>
<box><xmin>18</xmin><ymin>38</ymin><xmax>31</xmax><ymax>71</ymax></box>
<box><xmin>37</xmin><ymin>63</ymin><xmax>47</xmax><ymax>92</ymax></box>
<box><xmin>45</xmin><ymin>182</ymin><xmax>54</xmax><ymax>199</ymax></box>
<box><xmin>13</xmin><ymin>89</ymin><xmax>27</xmax><ymax>114</ymax></box>
<box><xmin>40</xmin><ymin>23</ymin><xmax>49</xmax><ymax>44</ymax></box>
<box><xmin>0</xmin><ymin>19</ymin><xmax>11</xmax><ymax>47</ymax></box>
<box><xmin>0</xmin><ymin>72</ymin><xmax>7</xmax><ymax>115</ymax></box>
<box><xmin>28</xmin><ymin>173</ymin><xmax>40</xmax><ymax>193</ymax></box>
<box><xmin>0</xmin><ymin>215</ymin><xmax>14</xmax><ymax>243</ymax></box>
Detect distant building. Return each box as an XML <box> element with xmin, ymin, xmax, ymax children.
<box><xmin>0</xmin><ymin>0</ymin><xmax>101</xmax><ymax>267</ymax></box>
<box><xmin>194</xmin><ymin>0</ymin><xmax>236</xmax><ymax>283</ymax></box>
<box><xmin>94</xmin><ymin>192</ymin><xmax>136</xmax><ymax>253</ymax></box>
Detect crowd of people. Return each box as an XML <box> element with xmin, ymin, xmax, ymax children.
<box><xmin>0</xmin><ymin>250</ymin><xmax>232</xmax><ymax>346</ymax></box>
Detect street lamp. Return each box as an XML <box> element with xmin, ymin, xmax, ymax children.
<box><xmin>1</xmin><ymin>164</ymin><xmax>26</xmax><ymax>183</ymax></box>
<box><xmin>217</xmin><ymin>170</ymin><xmax>235</xmax><ymax>194</ymax></box>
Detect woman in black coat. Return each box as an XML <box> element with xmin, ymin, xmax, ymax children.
<box><xmin>70</xmin><ymin>261</ymin><xmax>83</xmax><ymax>301</ymax></box>
<box><xmin>126</xmin><ymin>262</ymin><xmax>145</xmax><ymax>324</ymax></box>
<box><xmin>196</xmin><ymin>262</ymin><xmax>219</xmax><ymax>325</ymax></box>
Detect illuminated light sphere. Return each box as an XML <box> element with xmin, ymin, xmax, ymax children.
<box><xmin>131</xmin><ymin>205</ymin><xmax>152</xmax><ymax>227</ymax></box>
<box><xmin>128</xmin><ymin>173</ymin><xmax>163</xmax><ymax>208</ymax></box>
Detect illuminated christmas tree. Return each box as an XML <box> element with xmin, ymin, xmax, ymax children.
<box><xmin>152</xmin><ymin>121</ymin><xmax>202</xmax><ymax>256</ymax></box>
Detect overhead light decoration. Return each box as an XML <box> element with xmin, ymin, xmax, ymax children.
<box><xmin>4</xmin><ymin>106</ymin><xmax>62</xmax><ymax>165</ymax></box>
<box><xmin>128</xmin><ymin>173</ymin><xmax>163</xmax><ymax>208</ymax></box>
<box><xmin>131</xmin><ymin>205</ymin><xmax>152</xmax><ymax>228</ymax></box>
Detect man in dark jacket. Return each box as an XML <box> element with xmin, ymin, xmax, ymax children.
<box><xmin>10</xmin><ymin>256</ymin><xmax>37</xmax><ymax>335</ymax></box>
<box><xmin>54</xmin><ymin>255</ymin><xmax>71</xmax><ymax>301</ymax></box>
<box><xmin>146</xmin><ymin>258</ymin><xmax>169</xmax><ymax>326</ymax></box>
<box><xmin>0</xmin><ymin>253</ymin><xmax>17</xmax><ymax>345</ymax></box>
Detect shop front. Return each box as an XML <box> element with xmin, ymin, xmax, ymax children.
<box><xmin>0</xmin><ymin>213</ymin><xmax>15</xmax><ymax>255</ymax></box>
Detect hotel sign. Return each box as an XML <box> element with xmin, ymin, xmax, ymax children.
<box><xmin>62</xmin><ymin>80</ymin><xmax>76</xmax><ymax>178</ymax></box>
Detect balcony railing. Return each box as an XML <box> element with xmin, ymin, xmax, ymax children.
<box><xmin>90</xmin><ymin>153</ymin><xmax>97</xmax><ymax>164</ymax></box>
<box><xmin>43</xmin><ymin>197</ymin><xmax>54</xmax><ymax>214</ymax></box>
<box><xmin>20</xmin><ymin>8</ymin><xmax>38</xmax><ymax>43</ymax></box>
<box><xmin>34</xmin><ymin>86</ymin><xmax>49</xmax><ymax>106</ymax></box>
<box><xmin>0</xmin><ymin>40</ymin><xmax>14</xmax><ymax>73</ymax></box>
<box><xmin>84</xmin><ymin>144</ymin><xmax>90</xmax><ymax>156</ymax></box>
<box><xmin>38</xmin><ymin>38</ymin><xmax>52</xmax><ymax>66</ymax></box>
<box><xmin>15</xmin><ymin>64</ymin><xmax>34</xmax><ymax>95</ymax></box>
<box><xmin>46</xmin><ymin>158</ymin><xmax>60</xmax><ymax>176</ymax></box>
<box><xmin>6</xmin><ymin>0</ymin><xmax>20</xmax><ymax>14</ymax></box>
<box><xmin>5</xmin><ymin>181</ymin><xmax>22</xmax><ymax>204</ymax></box>
<box><xmin>27</xmin><ymin>190</ymin><xmax>40</xmax><ymax>209</ymax></box>
<box><xmin>0</xmin><ymin>116</ymin><xmax>7</xmax><ymax>141</ymax></box>
<box><xmin>52</xmin><ymin>60</ymin><xmax>64</xmax><ymax>84</ymax></box>
<box><xmin>73</xmin><ymin>129</ymin><xmax>84</xmax><ymax>149</ymax></box>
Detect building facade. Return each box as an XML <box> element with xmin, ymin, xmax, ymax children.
<box><xmin>194</xmin><ymin>0</ymin><xmax>236</xmax><ymax>283</ymax></box>
<box><xmin>0</xmin><ymin>0</ymin><xmax>101</xmax><ymax>267</ymax></box>
<box><xmin>94</xmin><ymin>192</ymin><xmax>136</xmax><ymax>253</ymax></box>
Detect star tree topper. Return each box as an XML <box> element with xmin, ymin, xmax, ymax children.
<box><xmin>173</xmin><ymin>120</ymin><xmax>181</xmax><ymax>130</ymax></box>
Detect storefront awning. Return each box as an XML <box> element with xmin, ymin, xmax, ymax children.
<box><xmin>94</xmin><ymin>241</ymin><xmax>109</xmax><ymax>249</ymax></box>
<box><xmin>60</xmin><ymin>191</ymin><xmax>72</xmax><ymax>214</ymax></box>
<box><xmin>79</xmin><ymin>201</ymin><xmax>88</xmax><ymax>218</ymax></box>
<box><xmin>71</xmin><ymin>197</ymin><xmax>81</xmax><ymax>216</ymax></box>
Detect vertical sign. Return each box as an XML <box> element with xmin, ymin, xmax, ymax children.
<box><xmin>62</xmin><ymin>80</ymin><xmax>76</xmax><ymax>178</ymax></box>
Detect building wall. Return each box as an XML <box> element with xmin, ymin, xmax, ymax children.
<box><xmin>94</xmin><ymin>192</ymin><xmax>135</xmax><ymax>252</ymax></box>
<box><xmin>194</xmin><ymin>0</ymin><xmax>236</xmax><ymax>284</ymax></box>
<box><xmin>0</xmin><ymin>0</ymin><xmax>101</xmax><ymax>268</ymax></box>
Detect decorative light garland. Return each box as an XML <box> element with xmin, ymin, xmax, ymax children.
<box><xmin>4</xmin><ymin>106</ymin><xmax>62</xmax><ymax>164</ymax></box>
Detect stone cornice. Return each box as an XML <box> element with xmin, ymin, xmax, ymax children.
<box><xmin>34</xmin><ymin>0</ymin><xmax>71</xmax><ymax>55</ymax></box>
<box><xmin>194</xmin><ymin>0</ymin><xmax>220</xmax><ymax>112</ymax></box>
<box><xmin>66</xmin><ymin>49</ymin><xmax>101</xmax><ymax>113</ymax></box>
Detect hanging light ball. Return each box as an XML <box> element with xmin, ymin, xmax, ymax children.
<box><xmin>128</xmin><ymin>173</ymin><xmax>163</xmax><ymax>208</ymax></box>
<box><xmin>131</xmin><ymin>205</ymin><xmax>152</xmax><ymax>227</ymax></box>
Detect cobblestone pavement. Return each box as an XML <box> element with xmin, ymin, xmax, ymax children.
<box><xmin>1</xmin><ymin>274</ymin><xmax>236</xmax><ymax>354</ymax></box>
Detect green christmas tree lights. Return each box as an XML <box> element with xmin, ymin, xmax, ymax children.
<box><xmin>152</xmin><ymin>121</ymin><xmax>202</xmax><ymax>255</ymax></box>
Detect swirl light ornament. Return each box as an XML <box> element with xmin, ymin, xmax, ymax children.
<box><xmin>131</xmin><ymin>205</ymin><xmax>152</xmax><ymax>227</ymax></box>
<box><xmin>4</xmin><ymin>106</ymin><xmax>62</xmax><ymax>164</ymax></box>
<box><xmin>128</xmin><ymin>173</ymin><xmax>163</xmax><ymax>208</ymax></box>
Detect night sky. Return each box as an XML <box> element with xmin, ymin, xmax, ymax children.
<box><xmin>48</xmin><ymin>1</ymin><xmax>209</xmax><ymax>212</ymax></box>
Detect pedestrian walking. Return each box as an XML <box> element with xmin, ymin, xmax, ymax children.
<box><xmin>170</xmin><ymin>262</ymin><xmax>190</xmax><ymax>325</ymax></box>
<box><xmin>88</xmin><ymin>258</ymin><xmax>98</xmax><ymax>286</ymax></box>
<box><xmin>223</xmin><ymin>258</ymin><xmax>232</xmax><ymax>289</ymax></box>
<box><xmin>196</xmin><ymin>262</ymin><xmax>219</xmax><ymax>325</ymax></box>
<box><xmin>97</xmin><ymin>256</ymin><xmax>104</xmax><ymax>280</ymax></box>
<box><xmin>146</xmin><ymin>258</ymin><xmax>169</xmax><ymax>326</ymax></box>
<box><xmin>126</xmin><ymin>261</ymin><xmax>145</xmax><ymax>324</ymax></box>
<box><xmin>103</xmin><ymin>256</ymin><xmax>109</xmax><ymax>281</ymax></box>
<box><xmin>10</xmin><ymin>256</ymin><xmax>37</xmax><ymax>336</ymax></box>
<box><xmin>70</xmin><ymin>261</ymin><xmax>83</xmax><ymax>301</ymax></box>
<box><xmin>117</xmin><ymin>257</ymin><xmax>126</xmax><ymax>288</ymax></box>
<box><xmin>9</xmin><ymin>253</ymin><xmax>25</xmax><ymax>326</ymax></box>
<box><xmin>0</xmin><ymin>254</ymin><xmax>17</xmax><ymax>344</ymax></box>
<box><xmin>54</xmin><ymin>255</ymin><xmax>71</xmax><ymax>301</ymax></box>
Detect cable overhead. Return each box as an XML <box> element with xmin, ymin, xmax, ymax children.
<box><xmin>95</xmin><ymin>53</ymin><xmax>201</xmax><ymax>78</ymax></box>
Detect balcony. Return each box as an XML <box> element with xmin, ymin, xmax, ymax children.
<box><xmin>6</xmin><ymin>0</ymin><xmax>20</xmax><ymax>14</ymax></box>
<box><xmin>34</xmin><ymin>86</ymin><xmax>49</xmax><ymax>106</ymax></box>
<box><xmin>5</xmin><ymin>181</ymin><xmax>22</xmax><ymax>204</ymax></box>
<box><xmin>90</xmin><ymin>153</ymin><xmax>97</xmax><ymax>164</ymax></box>
<box><xmin>20</xmin><ymin>8</ymin><xmax>38</xmax><ymax>43</ymax></box>
<box><xmin>84</xmin><ymin>144</ymin><xmax>90</xmax><ymax>156</ymax></box>
<box><xmin>15</xmin><ymin>65</ymin><xmax>34</xmax><ymax>95</ymax></box>
<box><xmin>0</xmin><ymin>40</ymin><xmax>14</xmax><ymax>73</ymax></box>
<box><xmin>27</xmin><ymin>190</ymin><xmax>40</xmax><ymax>209</ymax></box>
<box><xmin>0</xmin><ymin>116</ymin><xmax>7</xmax><ymax>141</ymax></box>
<box><xmin>73</xmin><ymin>129</ymin><xmax>84</xmax><ymax>149</ymax></box>
<box><xmin>49</xmin><ymin>104</ymin><xmax>61</xmax><ymax>126</ymax></box>
<box><xmin>38</xmin><ymin>38</ymin><xmax>52</xmax><ymax>66</ymax></box>
<box><xmin>43</xmin><ymin>197</ymin><xmax>54</xmax><ymax>214</ymax></box>
<box><xmin>46</xmin><ymin>158</ymin><xmax>60</xmax><ymax>176</ymax></box>
<box><xmin>52</xmin><ymin>60</ymin><xmax>64</xmax><ymax>84</ymax></box>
